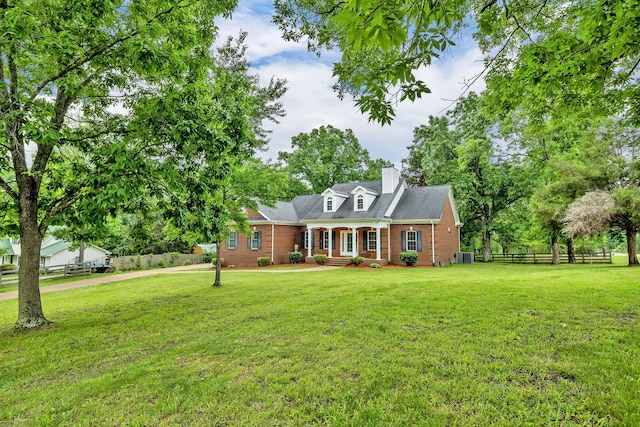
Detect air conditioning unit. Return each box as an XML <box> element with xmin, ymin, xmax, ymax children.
<box><xmin>455</xmin><ymin>252</ymin><xmax>474</xmax><ymax>264</ymax></box>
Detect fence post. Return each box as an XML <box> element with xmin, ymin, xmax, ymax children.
<box><xmin>533</xmin><ymin>252</ymin><xmax>536</xmax><ymax>264</ymax></box>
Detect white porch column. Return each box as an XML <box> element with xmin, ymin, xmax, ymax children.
<box><xmin>307</xmin><ymin>227</ymin><xmax>313</xmax><ymax>258</ymax></box>
<box><xmin>376</xmin><ymin>227</ymin><xmax>381</xmax><ymax>260</ymax></box>
<box><xmin>327</xmin><ymin>227</ymin><xmax>334</xmax><ymax>259</ymax></box>
<box><xmin>351</xmin><ymin>227</ymin><xmax>357</xmax><ymax>257</ymax></box>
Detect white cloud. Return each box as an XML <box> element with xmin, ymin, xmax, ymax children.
<box><xmin>220</xmin><ymin>2</ymin><xmax>487</xmax><ymax>169</ymax></box>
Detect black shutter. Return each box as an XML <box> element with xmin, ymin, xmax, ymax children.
<box><xmin>417</xmin><ymin>231</ymin><xmax>423</xmax><ymax>252</ymax></box>
<box><xmin>301</xmin><ymin>232</ymin><xmax>306</xmax><ymax>249</ymax></box>
<box><xmin>401</xmin><ymin>231</ymin><xmax>407</xmax><ymax>251</ymax></box>
<box><xmin>332</xmin><ymin>231</ymin><xmax>336</xmax><ymax>249</ymax></box>
<box><xmin>363</xmin><ymin>230</ymin><xmax>368</xmax><ymax>252</ymax></box>
<box><xmin>247</xmin><ymin>234</ymin><xmax>251</xmax><ymax>250</ymax></box>
<box><xmin>311</xmin><ymin>231</ymin><xmax>315</xmax><ymax>249</ymax></box>
<box><xmin>257</xmin><ymin>231</ymin><xmax>262</xmax><ymax>250</ymax></box>
<box><xmin>319</xmin><ymin>231</ymin><xmax>324</xmax><ymax>250</ymax></box>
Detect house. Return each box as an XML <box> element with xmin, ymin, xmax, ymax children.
<box><xmin>193</xmin><ymin>243</ymin><xmax>217</xmax><ymax>254</ymax></box>
<box><xmin>219</xmin><ymin>164</ymin><xmax>462</xmax><ymax>267</ymax></box>
<box><xmin>0</xmin><ymin>236</ymin><xmax>110</xmax><ymax>268</ymax></box>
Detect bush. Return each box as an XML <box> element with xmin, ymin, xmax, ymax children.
<box><xmin>228</xmin><ymin>264</ymin><xmax>235</xmax><ymax>269</ymax></box>
<box><xmin>349</xmin><ymin>256</ymin><xmax>364</xmax><ymax>266</ymax></box>
<box><xmin>0</xmin><ymin>264</ymin><xmax>17</xmax><ymax>272</ymax></box>
<box><xmin>257</xmin><ymin>257</ymin><xmax>270</xmax><ymax>267</ymax></box>
<box><xmin>399</xmin><ymin>252</ymin><xmax>418</xmax><ymax>266</ymax></box>
<box><xmin>313</xmin><ymin>254</ymin><xmax>327</xmax><ymax>265</ymax></box>
<box><xmin>370</xmin><ymin>263</ymin><xmax>381</xmax><ymax>269</ymax></box>
<box><xmin>288</xmin><ymin>252</ymin><xmax>303</xmax><ymax>264</ymax></box>
<box><xmin>169</xmin><ymin>252</ymin><xmax>179</xmax><ymax>266</ymax></box>
<box><xmin>183</xmin><ymin>260</ymin><xmax>192</xmax><ymax>266</ymax></box>
<box><xmin>158</xmin><ymin>260</ymin><xmax>167</xmax><ymax>268</ymax></box>
<box><xmin>202</xmin><ymin>252</ymin><xmax>214</xmax><ymax>263</ymax></box>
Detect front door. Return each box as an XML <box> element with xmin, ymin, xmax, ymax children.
<box><xmin>340</xmin><ymin>230</ymin><xmax>357</xmax><ymax>256</ymax></box>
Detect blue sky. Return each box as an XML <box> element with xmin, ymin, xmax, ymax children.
<box><xmin>219</xmin><ymin>1</ymin><xmax>487</xmax><ymax>169</ymax></box>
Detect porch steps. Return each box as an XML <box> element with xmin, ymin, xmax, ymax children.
<box><xmin>325</xmin><ymin>257</ymin><xmax>351</xmax><ymax>267</ymax></box>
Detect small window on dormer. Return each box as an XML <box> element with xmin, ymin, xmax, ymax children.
<box><xmin>327</xmin><ymin>197</ymin><xmax>333</xmax><ymax>211</ymax></box>
<box><xmin>356</xmin><ymin>195</ymin><xmax>364</xmax><ymax>210</ymax></box>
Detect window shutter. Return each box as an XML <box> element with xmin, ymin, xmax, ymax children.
<box><xmin>257</xmin><ymin>231</ymin><xmax>262</xmax><ymax>250</ymax></box>
<box><xmin>363</xmin><ymin>230</ymin><xmax>367</xmax><ymax>251</ymax></box>
<box><xmin>332</xmin><ymin>231</ymin><xmax>336</xmax><ymax>249</ymax></box>
<box><xmin>319</xmin><ymin>231</ymin><xmax>324</xmax><ymax>250</ymax></box>
<box><xmin>247</xmin><ymin>235</ymin><xmax>251</xmax><ymax>250</ymax></box>
<box><xmin>401</xmin><ymin>231</ymin><xmax>406</xmax><ymax>251</ymax></box>
<box><xmin>311</xmin><ymin>231</ymin><xmax>315</xmax><ymax>249</ymax></box>
<box><xmin>417</xmin><ymin>231</ymin><xmax>422</xmax><ymax>252</ymax></box>
<box><xmin>300</xmin><ymin>232</ymin><xmax>305</xmax><ymax>249</ymax></box>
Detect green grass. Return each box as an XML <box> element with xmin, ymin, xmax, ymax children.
<box><xmin>1</xmin><ymin>263</ymin><xmax>639</xmax><ymax>426</ymax></box>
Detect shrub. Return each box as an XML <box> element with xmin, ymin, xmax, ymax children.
<box><xmin>288</xmin><ymin>252</ymin><xmax>303</xmax><ymax>264</ymax></box>
<box><xmin>169</xmin><ymin>252</ymin><xmax>179</xmax><ymax>266</ymax></box>
<box><xmin>0</xmin><ymin>264</ymin><xmax>17</xmax><ymax>272</ymax></box>
<box><xmin>313</xmin><ymin>254</ymin><xmax>327</xmax><ymax>265</ymax></box>
<box><xmin>202</xmin><ymin>252</ymin><xmax>214</xmax><ymax>263</ymax></box>
<box><xmin>228</xmin><ymin>264</ymin><xmax>235</xmax><ymax>269</ymax></box>
<box><xmin>370</xmin><ymin>263</ymin><xmax>381</xmax><ymax>269</ymax></box>
<box><xmin>257</xmin><ymin>257</ymin><xmax>270</xmax><ymax>267</ymax></box>
<box><xmin>183</xmin><ymin>260</ymin><xmax>192</xmax><ymax>266</ymax></box>
<box><xmin>349</xmin><ymin>256</ymin><xmax>364</xmax><ymax>266</ymax></box>
<box><xmin>135</xmin><ymin>255</ymin><xmax>141</xmax><ymax>269</ymax></box>
<box><xmin>158</xmin><ymin>260</ymin><xmax>167</xmax><ymax>268</ymax></box>
<box><xmin>399</xmin><ymin>252</ymin><xmax>418</xmax><ymax>266</ymax></box>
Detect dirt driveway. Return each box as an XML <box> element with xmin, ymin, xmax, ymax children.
<box><xmin>0</xmin><ymin>264</ymin><xmax>339</xmax><ymax>301</ymax></box>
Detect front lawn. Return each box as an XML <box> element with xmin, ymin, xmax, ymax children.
<box><xmin>0</xmin><ymin>263</ymin><xmax>638</xmax><ymax>425</ymax></box>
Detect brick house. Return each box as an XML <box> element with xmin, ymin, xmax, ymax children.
<box><xmin>219</xmin><ymin>164</ymin><xmax>462</xmax><ymax>267</ymax></box>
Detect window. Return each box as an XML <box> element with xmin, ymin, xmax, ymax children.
<box><xmin>249</xmin><ymin>231</ymin><xmax>262</xmax><ymax>250</ymax></box>
<box><xmin>367</xmin><ymin>231</ymin><xmax>377</xmax><ymax>251</ymax></box>
<box><xmin>226</xmin><ymin>231</ymin><xmax>238</xmax><ymax>249</ymax></box>
<box><xmin>406</xmin><ymin>231</ymin><xmax>418</xmax><ymax>251</ymax></box>
<box><xmin>301</xmin><ymin>230</ymin><xmax>313</xmax><ymax>249</ymax></box>
<box><xmin>320</xmin><ymin>231</ymin><xmax>335</xmax><ymax>250</ymax></box>
<box><xmin>357</xmin><ymin>195</ymin><xmax>364</xmax><ymax>210</ymax></box>
<box><xmin>326</xmin><ymin>197</ymin><xmax>333</xmax><ymax>211</ymax></box>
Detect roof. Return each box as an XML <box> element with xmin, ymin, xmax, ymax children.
<box><xmin>40</xmin><ymin>240</ymin><xmax>69</xmax><ymax>256</ymax></box>
<box><xmin>252</xmin><ymin>179</ymin><xmax>454</xmax><ymax>224</ymax></box>
<box><xmin>391</xmin><ymin>185</ymin><xmax>451</xmax><ymax>220</ymax></box>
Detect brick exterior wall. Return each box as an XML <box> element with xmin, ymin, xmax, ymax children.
<box><xmin>220</xmin><ymin>197</ymin><xmax>460</xmax><ymax>267</ymax></box>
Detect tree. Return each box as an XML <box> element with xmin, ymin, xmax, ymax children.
<box><xmin>278</xmin><ymin>125</ymin><xmax>384</xmax><ymax>193</ymax></box>
<box><xmin>0</xmin><ymin>0</ymin><xmax>240</xmax><ymax>329</ymax></box>
<box><xmin>137</xmin><ymin>34</ymin><xmax>287</xmax><ymax>287</ymax></box>
<box><xmin>404</xmin><ymin>92</ymin><xmax>528</xmax><ymax>261</ymax></box>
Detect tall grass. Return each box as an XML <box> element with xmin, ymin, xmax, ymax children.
<box><xmin>0</xmin><ymin>263</ymin><xmax>638</xmax><ymax>425</ymax></box>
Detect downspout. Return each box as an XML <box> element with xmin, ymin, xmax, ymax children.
<box><xmin>431</xmin><ymin>223</ymin><xmax>435</xmax><ymax>266</ymax></box>
<box><xmin>388</xmin><ymin>225</ymin><xmax>391</xmax><ymax>263</ymax></box>
<box><xmin>271</xmin><ymin>223</ymin><xmax>275</xmax><ymax>264</ymax></box>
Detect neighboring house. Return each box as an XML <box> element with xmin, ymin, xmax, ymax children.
<box><xmin>0</xmin><ymin>236</ymin><xmax>110</xmax><ymax>268</ymax></box>
<box><xmin>219</xmin><ymin>164</ymin><xmax>462</xmax><ymax>267</ymax></box>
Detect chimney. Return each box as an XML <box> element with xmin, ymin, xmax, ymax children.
<box><xmin>382</xmin><ymin>162</ymin><xmax>399</xmax><ymax>194</ymax></box>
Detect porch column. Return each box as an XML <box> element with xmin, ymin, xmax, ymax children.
<box><xmin>307</xmin><ymin>227</ymin><xmax>313</xmax><ymax>258</ymax></box>
<box><xmin>376</xmin><ymin>227</ymin><xmax>381</xmax><ymax>260</ymax></box>
<box><xmin>351</xmin><ymin>227</ymin><xmax>357</xmax><ymax>257</ymax></box>
<box><xmin>327</xmin><ymin>227</ymin><xmax>334</xmax><ymax>259</ymax></box>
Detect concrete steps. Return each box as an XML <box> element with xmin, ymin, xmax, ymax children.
<box><xmin>325</xmin><ymin>257</ymin><xmax>351</xmax><ymax>267</ymax></box>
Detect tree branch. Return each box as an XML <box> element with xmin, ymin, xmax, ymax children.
<box><xmin>0</xmin><ymin>175</ymin><xmax>19</xmax><ymax>203</ymax></box>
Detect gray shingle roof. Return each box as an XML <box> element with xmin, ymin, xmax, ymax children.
<box><xmin>391</xmin><ymin>185</ymin><xmax>451</xmax><ymax>220</ymax></box>
<box><xmin>254</xmin><ymin>180</ymin><xmax>451</xmax><ymax>223</ymax></box>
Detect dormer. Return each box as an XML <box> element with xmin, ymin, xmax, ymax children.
<box><xmin>350</xmin><ymin>186</ymin><xmax>378</xmax><ymax>211</ymax></box>
<box><xmin>321</xmin><ymin>188</ymin><xmax>349</xmax><ymax>213</ymax></box>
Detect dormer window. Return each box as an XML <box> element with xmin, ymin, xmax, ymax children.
<box><xmin>356</xmin><ymin>195</ymin><xmax>364</xmax><ymax>210</ymax></box>
<box><xmin>351</xmin><ymin>186</ymin><xmax>378</xmax><ymax>211</ymax></box>
<box><xmin>326</xmin><ymin>197</ymin><xmax>333</xmax><ymax>212</ymax></box>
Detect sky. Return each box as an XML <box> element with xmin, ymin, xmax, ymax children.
<box><xmin>218</xmin><ymin>1</ymin><xmax>487</xmax><ymax>169</ymax></box>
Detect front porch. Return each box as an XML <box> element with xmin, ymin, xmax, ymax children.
<box><xmin>302</xmin><ymin>222</ymin><xmax>391</xmax><ymax>265</ymax></box>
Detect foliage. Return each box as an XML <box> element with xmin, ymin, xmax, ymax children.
<box><xmin>563</xmin><ymin>191</ymin><xmax>616</xmax><ymax>239</ymax></box>
<box><xmin>278</xmin><ymin>125</ymin><xmax>385</xmax><ymax>193</ymax></box>
<box><xmin>313</xmin><ymin>254</ymin><xmax>327</xmax><ymax>265</ymax></box>
<box><xmin>157</xmin><ymin>260</ymin><xmax>167</xmax><ymax>269</ymax></box>
<box><xmin>370</xmin><ymin>263</ymin><xmax>381</xmax><ymax>269</ymax></box>
<box><xmin>288</xmin><ymin>252</ymin><xmax>304</xmax><ymax>264</ymax></box>
<box><xmin>399</xmin><ymin>252</ymin><xmax>418</xmax><ymax>266</ymax></box>
<box><xmin>202</xmin><ymin>252</ymin><xmax>215</xmax><ymax>264</ymax></box>
<box><xmin>2</xmin><ymin>264</ymin><xmax>639</xmax><ymax>424</ymax></box>
<box><xmin>348</xmin><ymin>256</ymin><xmax>364</xmax><ymax>266</ymax></box>
<box><xmin>257</xmin><ymin>257</ymin><xmax>270</xmax><ymax>267</ymax></box>
<box><xmin>183</xmin><ymin>260</ymin><xmax>192</xmax><ymax>266</ymax></box>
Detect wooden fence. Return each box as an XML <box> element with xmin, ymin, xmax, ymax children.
<box><xmin>479</xmin><ymin>252</ymin><xmax>612</xmax><ymax>264</ymax></box>
<box><xmin>110</xmin><ymin>253</ymin><xmax>205</xmax><ymax>271</ymax></box>
<box><xmin>0</xmin><ymin>262</ymin><xmax>93</xmax><ymax>286</ymax></box>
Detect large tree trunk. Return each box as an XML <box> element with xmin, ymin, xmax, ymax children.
<box><xmin>213</xmin><ymin>235</ymin><xmax>222</xmax><ymax>287</ymax></box>
<box><xmin>481</xmin><ymin>230</ymin><xmax>493</xmax><ymax>262</ymax></box>
<box><xmin>566</xmin><ymin>237</ymin><xmax>576</xmax><ymax>264</ymax></box>
<box><xmin>551</xmin><ymin>232</ymin><xmax>560</xmax><ymax>265</ymax></box>
<box><xmin>15</xmin><ymin>194</ymin><xmax>50</xmax><ymax>329</ymax></box>
<box><xmin>626</xmin><ymin>228</ymin><xmax>639</xmax><ymax>266</ymax></box>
